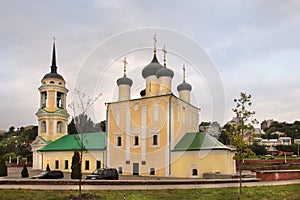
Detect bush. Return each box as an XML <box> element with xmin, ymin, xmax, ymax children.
<box><xmin>46</xmin><ymin>164</ymin><xmax>50</xmax><ymax>171</ymax></box>
<box><xmin>21</xmin><ymin>164</ymin><xmax>29</xmax><ymax>178</ymax></box>
<box><xmin>0</xmin><ymin>159</ymin><xmax>7</xmax><ymax>176</ymax></box>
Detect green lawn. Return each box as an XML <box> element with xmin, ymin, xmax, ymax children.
<box><xmin>0</xmin><ymin>184</ymin><xmax>299</xmax><ymax>200</ymax></box>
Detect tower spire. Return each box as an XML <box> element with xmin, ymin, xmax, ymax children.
<box><xmin>51</xmin><ymin>37</ymin><xmax>57</xmax><ymax>73</ymax></box>
<box><xmin>122</xmin><ymin>57</ymin><xmax>128</xmax><ymax>76</ymax></box>
<box><xmin>153</xmin><ymin>34</ymin><xmax>157</xmax><ymax>54</ymax></box>
<box><xmin>163</xmin><ymin>45</ymin><xmax>167</xmax><ymax>66</ymax></box>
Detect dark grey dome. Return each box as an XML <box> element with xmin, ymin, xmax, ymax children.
<box><xmin>156</xmin><ymin>67</ymin><xmax>174</xmax><ymax>78</ymax></box>
<box><xmin>42</xmin><ymin>72</ymin><xmax>65</xmax><ymax>81</ymax></box>
<box><xmin>117</xmin><ymin>75</ymin><xmax>133</xmax><ymax>86</ymax></box>
<box><xmin>177</xmin><ymin>81</ymin><xmax>192</xmax><ymax>91</ymax></box>
<box><xmin>142</xmin><ymin>54</ymin><xmax>164</xmax><ymax>79</ymax></box>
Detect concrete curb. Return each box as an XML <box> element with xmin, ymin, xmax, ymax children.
<box><xmin>0</xmin><ymin>178</ymin><xmax>260</xmax><ymax>185</ymax></box>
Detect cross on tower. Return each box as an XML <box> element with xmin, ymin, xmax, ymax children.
<box><xmin>183</xmin><ymin>64</ymin><xmax>186</xmax><ymax>81</ymax></box>
<box><xmin>53</xmin><ymin>36</ymin><xmax>56</xmax><ymax>44</ymax></box>
<box><xmin>122</xmin><ymin>57</ymin><xmax>128</xmax><ymax>76</ymax></box>
<box><xmin>153</xmin><ymin>34</ymin><xmax>157</xmax><ymax>53</ymax></box>
<box><xmin>163</xmin><ymin>45</ymin><xmax>167</xmax><ymax>66</ymax></box>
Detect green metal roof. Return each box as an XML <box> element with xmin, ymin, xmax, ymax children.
<box><xmin>39</xmin><ymin>132</ymin><xmax>106</xmax><ymax>152</ymax></box>
<box><xmin>173</xmin><ymin>132</ymin><xmax>231</xmax><ymax>151</ymax></box>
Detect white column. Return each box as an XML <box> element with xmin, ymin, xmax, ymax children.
<box><xmin>53</xmin><ymin>118</ymin><xmax>57</xmax><ymax>136</ymax></box>
<box><xmin>46</xmin><ymin>119</ymin><xmax>49</xmax><ymax>136</ymax></box>
<box><xmin>65</xmin><ymin>121</ymin><xmax>68</xmax><ymax>135</ymax></box>
<box><xmin>141</xmin><ymin>105</ymin><xmax>146</xmax><ymax>161</ymax></box>
<box><xmin>170</xmin><ymin>102</ymin><xmax>174</xmax><ymax>149</ymax></box>
<box><xmin>39</xmin><ymin>153</ymin><xmax>43</xmax><ymax>169</ymax></box>
<box><xmin>106</xmin><ymin>109</ymin><xmax>111</xmax><ymax>167</ymax></box>
<box><xmin>165</xmin><ymin>101</ymin><xmax>170</xmax><ymax>176</ymax></box>
<box><xmin>126</xmin><ymin>106</ymin><xmax>130</xmax><ymax>161</ymax></box>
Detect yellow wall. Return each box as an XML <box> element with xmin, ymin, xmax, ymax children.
<box><xmin>107</xmin><ymin>94</ymin><xmax>200</xmax><ymax>177</ymax></box>
<box><xmin>172</xmin><ymin>150</ymin><xmax>236</xmax><ymax>178</ymax></box>
<box><xmin>41</xmin><ymin>150</ymin><xmax>106</xmax><ymax>173</ymax></box>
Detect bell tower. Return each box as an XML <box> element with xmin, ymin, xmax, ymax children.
<box><xmin>36</xmin><ymin>38</ymin><xmax>69</xmax><ymax>142</ymax></box>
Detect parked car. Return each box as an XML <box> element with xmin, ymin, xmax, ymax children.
<box><xmin>32</xmin><ymin>170</ymin><xmax>64</xmax><ymax>179</ymax></box>
<box><xmin>86</xmin><ymin>168</ymin><xmax>119</xmax><ymax>180</ymax></box>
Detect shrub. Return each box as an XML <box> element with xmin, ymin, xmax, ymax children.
<box><xmin>21</xmin><ymin>164</ymin><xmax>29</xmax><ymax>178</ymax></box>
<box><xmin>71</xmin><ymin>151</ymin><xmax>81</xmax><ymax>179</ymax></box>
<box><xmin>0</xmin><ymin>159</ymin><xmax>7</xmax><ymax>176</ymax></box>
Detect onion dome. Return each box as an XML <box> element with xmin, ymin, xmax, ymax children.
<box><xmin>117</xmin><ymin>57</ymin><xmax>133</xmax><ymax>86</ymax></box>
<box><xmin>117</xmin><ymin>75</ymin><xmax>133</xmax><ymax>86</ymax></box>
<box><xmin>42</xmin><ymin>40</ymin><xmax>65</xmax><ymax>81</ymax></box>
<box><xmin>156</xmin><ymin>67</ymin><xmax>174</xmax><ymax>78</ymax></box>
<box><xmin>177</xmin><ymin>64</ymin><xmax>192</xmax><ymax>91</ymax></box>
<box><xmin>177</xmin><ymin>80</ymin><xmax>192</xmax><ymax>91</ymax></box>
<box><xmin>142</xmin><ymin>54</ymin><xmax>164</xmax><ymax>79</ymax></box>
<box><xmin>142</xmin><ymin>34</ymin><xmax>164</xmax><ymax>79</ymax></box>
<box><xmin>156</xmin><ymin>45</ymin><xmax>174</xmax><ymax>78</ymax></box>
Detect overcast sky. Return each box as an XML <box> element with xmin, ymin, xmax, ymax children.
<box><xmin>1</xmin><ymin>0</ymin><xmax>300</xmax><ymax>130</ymax></box>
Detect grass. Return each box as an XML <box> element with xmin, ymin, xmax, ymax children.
<box><xmin>0</xmin><ymin>184</ymin><xmax>299</xmax><ymax>200</ymax></box>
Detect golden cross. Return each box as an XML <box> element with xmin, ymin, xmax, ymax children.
<box><xmin>53</xmin><ymin>36</ymin><xmax>56</xmax><ymax>44</ymax></box>
<box><xmin>163</xmin><ymin>45</ymin><xmax>167</xmax><ymax>66</ymax></box>
<box><xmin>122</xmin><ymin>57</ymin><xmax>128</xmax><ymax>76</ymax></box>
<box><xmin>153</xmin><ymin>34</ymin><xmax>157</xmax><ymax>53</ymax></box>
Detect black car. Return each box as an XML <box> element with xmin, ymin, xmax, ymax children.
<box><xmin>86</xmin><ymin>168</ymin><xmax>119</xmax><ymax>180</ymax></box>
<box><xmin>32</xmin><ymin>170</ymin><xmax>64</xmax><ymax>179</ymax></box>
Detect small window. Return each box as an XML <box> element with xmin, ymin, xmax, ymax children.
<box><xmin>43</xmin><ymin>81</ymin><xmax>46</xmax><ymax>84</ymax></box>
<box><xmin>192</xmin><ymin>169</ymin><xmax>198</xmax><ymax>176</ymax></box>
<box><xmin>141</xmin><ymin>161</ymin><xmax>146</xmax><ymax>165</ymax></box>
<box><xmin>55</xmin><ymin>160</ymin><xmax>59</xmax><ymax>169</ymax></box>
<box><xmin>150</xmin><ymin>168</ymin><xmax>155</xmax><ymax>175</ymax></box>
<box><xmin>64</xmin><ymin>160</ymin><xmax>68</xmax><ymax>169</ymax></box>
<box><xmin>118</xmin><ymin>167</ymin><xmax>123</xmax><ymax>174</ymax></box>
<box><xmin>134</xmin><ymin>104</ymin><xmax>138</xmax><ymax>110</ymax></box>
<box><xmin>126</xmin><ymin>160</ymin><xmax>130</xmax><ymax>164</ymax></box>
<box><xmin>41</xmin><ymin>121</ymin><xmax>46</xmax><ymax>133</ymax></box>
<box><xmin>57</xmin><ymin>121</ymin><xmax>63</xmax><ymax>133</ymax></box>
<box><xmin>50</xmin><ymin>81</ymin><xmax>55</xmax><ymax>84</ymax></box>
<box><xmin>134</xmin><ymin>136</ymin><xmax>139</xmax><ymax>146</ymax></box>
<box><xmin>85</xmin><ymin>160</ymin><xmax>90</xmax><ymax>170</ymax></box>
<box><xmin>116</xmin><ymin>136</ymin><xmax>122</xmax><ymax>146</ymax></box>
<box><xmin>58</xmin><ymin>82</ymin><xmax>62</xmax><ymax>85</ymax></box>
<box><xmin>152</xmin><ymin>135</ymin><xmax>158</xmax><ymax>145</ymax></box>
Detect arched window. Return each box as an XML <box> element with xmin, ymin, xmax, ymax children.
<box><xmin>192</xmin><ymin>169</ymin><xmax>198</xmax><ymax>176</ymax></box>
<box><xmin>57</xmin><ymin>121</ymin><xmax>63</xmax><ymax>133</ymax></box>
<box><xmin>41</xmin><ymin>121</ymin><xmax>46</xmax><ymax>133</ymax></box>
<box><xmin>50</xmin><ymin>81</ymin><xmax>55</xmax><ymax>84</ymax></box>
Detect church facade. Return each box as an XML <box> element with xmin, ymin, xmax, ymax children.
<box><xmin>31</xmin><ymin>38</ymin><xmax>235</xmax><ymax>178</ymax></box>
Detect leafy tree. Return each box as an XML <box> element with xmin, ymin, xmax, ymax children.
<box><xmin>21</xmin><ymin>164</ymin><xmax>29</xmax><ymax>178</ymax></box>
<box><xmin>219</xmin><ymin>124</ymin><xmax>233</xmax><ymax>145</ymax></box>
<box><xmin>225</xmin><ymin>92</ymin><xmax>257</xmax><ymax>200</ymax></box>
<box><xmin>0</xmin><ymin>159</ymin><xmax>7</xmax><ymax>176</ymax></box>
<box><xmin>249</xmin><ymin>143</ymin><xmax>266</xmax><ymax>156</ymax></box>
<box><xmin>8</xmin><ymin>126</ymin><xmax>15</xmax><ymax>133</ymax></box>
<box><xmin>2</xmin><ymin>153</ymin><xmax>17</xmax><ymax>163</ymax></box>
<box><xmin>71</xmin><ymin>151</ymin><xmax>81</xmax><ymax>179</ymax></box>
<box><xmin>68</xmin><ymin>118</ymin><xmax>78</xmax><ymax>135</ymax></box>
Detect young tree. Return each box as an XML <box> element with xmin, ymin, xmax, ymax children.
<box><xmin>226</xmin><ymin>92</ymin><xmax>257</xmax><ymax>200</ymax></box>
<box><xmin>68</xmin><ymin>88</ymin><xmax>102</xmax><ymax>199</ymax></box>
